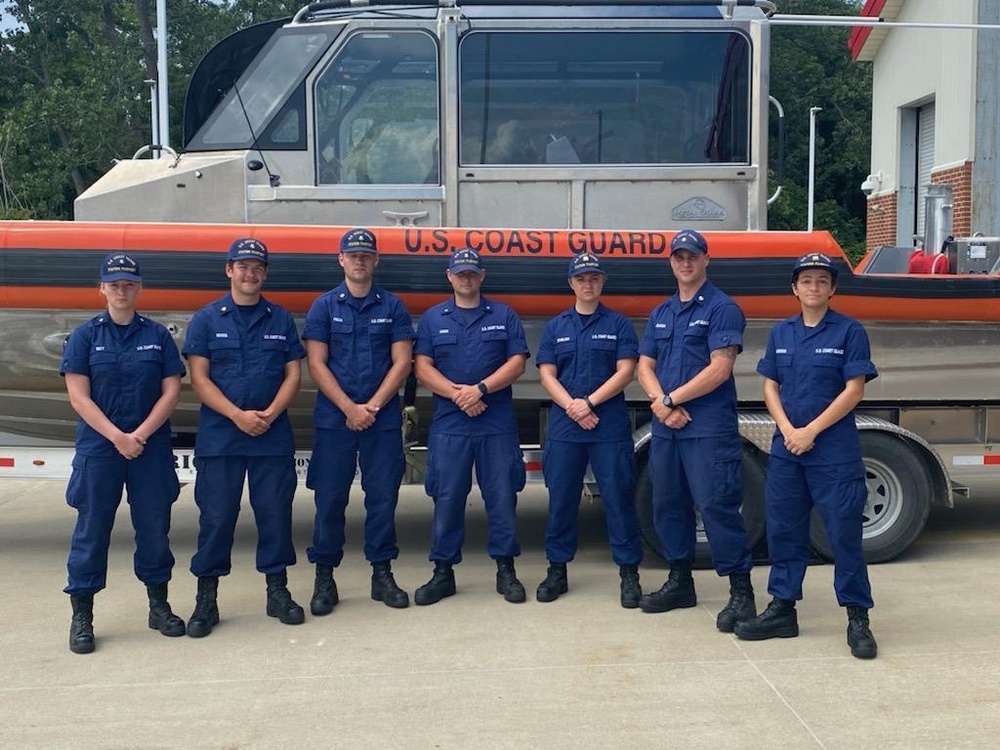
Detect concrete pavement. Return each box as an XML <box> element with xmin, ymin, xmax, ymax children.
<box><xmin>1</xmin><ymin>479</ymin><xmax>999</xmax><ymax>749</ymax></box>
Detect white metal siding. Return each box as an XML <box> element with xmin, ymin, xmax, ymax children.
<box><xmin>867</xmin><ymin>0</ymin><xmax>975</xmax><ymax>196</ymax></box>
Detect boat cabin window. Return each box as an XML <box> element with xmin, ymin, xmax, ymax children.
<box><xmin>188</xmin><ymin>29</ymin><xmax>334</xmax><ymax>151</ymax></box>
<box><xmin>459</xmin><ymin>31</ymin><xmax>750</xmax><ymax>166</ymax></box>
<box><xmin>314</xmin><ymin>32</ymin><xmax>440</xmax><ymax>185</ymax></box>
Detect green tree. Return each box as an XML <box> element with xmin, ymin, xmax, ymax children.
<box><xmin>769</xmin><ymin>0</ymin><xmax>871</xmax><ymax>261</ymax></box>
<box><xmin>0</xmin><ymin>0</ymin><xmax>148</xmax><ymax>218</ymax></box>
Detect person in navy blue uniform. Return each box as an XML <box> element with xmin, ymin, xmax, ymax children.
<box><xmin>412</xmin><ymin>248</ymin><xmax>530</xmax><ymax>605</ymax></box>
<box><xmin>636</xmin><ymin>229</ymin><xmax>756</xmax><ymax>631</ymax></box>
<box><xmin>303</xmin><ymin>228</ymin><xmax>415</xmax><ymax>613</ymax></box>
<box><xmin>61</xmin><ymin>252</ymin><xmax>186</xmax><ymax>654</ymax></box>
<box><xmin>182</xmin><ymin>238</ymin><xmax>306</xmax><ymax>636</ymax></box>
<box><xmin>535</xmin><ymin>253</ymin><xmax>643</xmax><ymax>607</ymax></box>
<box><xmin>735</xmin><ymin>252</ymin><xmax>879</xmax><ymax>659</ymax></box>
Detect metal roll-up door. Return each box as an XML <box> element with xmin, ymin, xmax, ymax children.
<box><xmin>916</xmin><ymin>102</ymin><xmax>936</xmax><ymax>236</ymax></box>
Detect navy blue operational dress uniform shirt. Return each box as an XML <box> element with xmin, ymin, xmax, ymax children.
<box><xmin>414</xmin><ymin>296</ymin><xmax>529</xmax><ymax>435</ymax></box>
<box><xmin>61</xmin><ymin>313</ymin><xmax>186</xmax><ymax>453</ymax></box>
<box><xmin>757</xmin><ymin>308</ymin><xmax>878</xmax><ymax>464</ymax></box>
<box><xmin>536</xmin><ymin>303</ymin><xmax>638</xmax><ymax>442</ymax></box>
<box><xmin>639</xmin><ymin>280</ymin><xmax>745</xmax><ymax>438</ymax></box>
<box><xmin>303</xmin><ymin>282</ymin><xmax>414</xmax><ymax>431</ymax></box>
<box><xmin>182</xmin><ymin>293</ymin><xmax>305</xmax><ymax>455</ymax></box>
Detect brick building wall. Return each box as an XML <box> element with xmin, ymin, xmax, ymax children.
<box><xmin>931</xmin><ymin>161</ymin><xmax>973</xmax><ymax>237</ymax></box>
<box><xmin>865</xmin><ymin>192</ymin><xmax>897</xmax><ymax>254</ymax></box>
<box><xmin>865</xmin><ymin>160</ymin><xmax>974</xmax><ymax>253</ymax></box>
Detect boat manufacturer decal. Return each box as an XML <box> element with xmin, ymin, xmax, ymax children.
<box><xmin>671</xmin><ymin>197</ymin><xmax>728</xmax><ymax>222</ymax></box>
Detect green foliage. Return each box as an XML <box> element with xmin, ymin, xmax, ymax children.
<box><xmin>768</xmin><ymin>0</ymin><xmax>871</xmax><ymax>262</ymax></box>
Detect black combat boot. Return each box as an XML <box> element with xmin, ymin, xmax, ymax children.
<box><xmin>265</xmin><ymin>571</ymin><xmax>305</xmax><ymax>625</ymax></box>
<box><xmin>639</xmin><ymin>564</ymin><xmax>696</xmax><ymax>613</ymax></box>
<box><xmin>414</xmin><ymin>562</ymin><xmax>456</xmax><ymax>606</ymax></box>
<box><xmin>69</xmin><ymin>594</ymin><xmax>95</xmax><ymax>654</ymax></box>
<box><xmin>146</xmin><ymin>581</ymin><xmax>186</xmax><ymax>637</ymax></box>
<box><xmin>734</xmin><ymin>597</ymin><xmax>799</xmax><ymax>640</ymax></box>
<box><xmin>536</xmin><ymin>562</ymin><xmax>568</xmax><ymax>603</ymax></box>
<box><xmin>310</xmin><ymin>564</ymin><xmax>339</xmax><ymax>616</ymax></box>
<box><xmin>187</xmin><ymin>576</ymin><xmax>220</xmax><ymax>638</ymax></box>
<box><xmin>716</xmin><ymin>572</ymin><xmax>757</xmax><ymax>633</ymax></box>
<box><xmin>846</xmin><ymin>606</ymin><xmax>878</xmax><ymax>659</ymax></box>
<box><xmin>371</xmin><ymin>561</ymin><xmax>409</xmax><ymax>609</ymax></box>
<box><xmin>495</xmin><ymin>556</ymin><xmax>526</xmax><ymax>603</ymax></box>
<box><xmin>619</xmin><ymin>564</ymin><xmax>642</xmax><ymax>609</ymax></box>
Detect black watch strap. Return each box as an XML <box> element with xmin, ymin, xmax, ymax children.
<box><xmin>477</xmin><ymin>381</ymin><xmax>489</xmax><ymax>396</ymax></box>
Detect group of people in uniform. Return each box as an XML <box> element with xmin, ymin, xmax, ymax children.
<box><xmin>60</xmin><ymin>227</ymin><xmax>879</xmax><ymax>661</ymax></box>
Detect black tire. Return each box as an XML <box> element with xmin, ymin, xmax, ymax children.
<box><xmin>635</xmin><ymin>443</ymin><xmax>767</xmax><ymax>568</ymax></box>
<box><xmin>809</xmin><ymin>432</ymin><xmax>933</xmax><ymax>564</ymax></box>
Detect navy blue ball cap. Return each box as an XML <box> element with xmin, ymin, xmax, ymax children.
<box><xmin>568</xmin><ymin>253</ymin><xmax>605</xmax><ymax>277</ymax></box>
<box><xmin>791</xmin><ymin>252</ymin><xmax>838</xmax><ymax>283</ymax></box>
<box><xmin>449</xmin><ymin>248</ymin><xmax>483</xmax><ymax>273</ymax></box>
<box><xmin>670</xmin><ymin>229</ymin><xmax>709</xmax><ymax>256</ymax></box>
<box><xmin>227</xmin><ymin>237</ymin><xmax>269</xmax><ymax>264</ymax></box>
<box><xmin>340</xmin><ymin>228</ymin><xmax>378</xmax><ymax>254</ymax></box>
<box><xmin>100</xmin><ymin>252</ymin><xmax>141</xmax><ymax>282</ymax></box>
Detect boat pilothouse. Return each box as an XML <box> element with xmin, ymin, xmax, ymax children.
<box><xmin>75</xmin><ymin>0</ymin><xmax>773</xmax><ymax>230</ymax></box>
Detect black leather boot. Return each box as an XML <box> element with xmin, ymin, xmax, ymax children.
<box><xmin>69</xmin><ymin>593</ymin><xmax>95</xmax><ymax>654</ymax></box>
<box><xmin>371</xmin><ymin>561</ymin><xmax>409</xmax><ymax>609</ymax></box>
<box><xmin>536</xmin><ymin>562</ymin><xmax>568</xmax><ymax>603</ymax></box>
<box><xmin>495</xmin><ymin>556</ymin><xmax>526</xmax><ymax>603</ymax></box>
<box><xmin>639</xmin><ymin>564</ymin><xmax>696</xmax><ymax>613</ymax></box>
<box><xmin>716</xmin><ymin>572</ymin><xmax>757</xmax><ymax>633</ymax></box>
<box><xmin>619</xmin><ymin>564</ymin><xmax>642</xmax><ymax>609</ymax></box>
<box><xmin>734</xmin><ymin>597</ymin><xmax>798</xmax><ymax>640</ymax></box>
<box><xmin>187</xmin><ymin>576</ymin><xmax>219</xmax><ymax>638</ymax></box>
<box><xmin>146</xmin><ymin>581</ymin><xmax>186</xmax><ymax>637</ymax></box>
<box><xmin>847</xmin><ymin>606</ymin><xmax>878</xmax><ymax>659</ymax></box>
<box><xmin>414</xmin><ymin>562</ymin><xmax>456</xmax><ymax>606</ymax></box>
<box><xmin>266</xmin><ymin>571</ymin><xmax>305</xmax><ymax>625</ymax></box>
<box><xmin>310</xmin><ymin>564</ymin><xmax>339</xmax><ymax>616</ymax></box>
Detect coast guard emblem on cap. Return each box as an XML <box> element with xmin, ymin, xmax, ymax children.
<box><xmin>449</xmin><ymin>248</ymin><xmax>483</xmax><ymax>272</ymax></box>
<box><xmin>340</xmin><ymin>228</ymin><xmax>378</xmax><ymax>254</ymax></box>
<box><xmin>228</xmin><ymin>237</ymin><xmax>269</xmax><ymax>264</ymax></box>
<box><xmin>669</xmin><ymin>229</ymin><xmax>709</xmax><ymax>256</ymax></box>
<box><xmin>100</xmin><ymin>252</ymin><xmax>142</xmax><ymax>282</ymax></box>
<box><xmin>791</xmin><ymin>252</ymin><xmax>838</xmax><ymax>282</ymax></box>
<box><xmin>568</xmin><ymin>253</ymin><xmax>606</xmax><ymax>277</ymax></box>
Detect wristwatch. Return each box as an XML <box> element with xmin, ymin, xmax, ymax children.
<box><xmin>662</xmin><ymin>394</ymin><xmax>673</xmax><ymax>408</ymax></box>
<box><xmin>476</xmin><ymin>381</ymin><xmax>489</xmax><ymax>396</ymax></box>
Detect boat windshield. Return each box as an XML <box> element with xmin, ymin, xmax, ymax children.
<box><xmin>188</xmin><ymin>28</ymin><xmax>336</xmax><ymax>151</ymax></box>
<box><xmin>460</xmin><ymin>30</ymin><xmax>751</xmax><ymax>165</ymax></box>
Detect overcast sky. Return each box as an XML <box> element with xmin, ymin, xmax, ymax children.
<box><xmin>0</xmin><ymin>1</ymin><xmax>19</xmax><ymax>34</ymax></box>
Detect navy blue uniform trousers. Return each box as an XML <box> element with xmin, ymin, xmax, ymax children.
<box><xmin>64</xmin><ymin>438</ymin><xmax>179</xmax><ymax>595</ymax></box>
<box><xmin>650</xmin><ymin>433</ymin><xmax>752</xmax><ymax>574</ymax></box>
<box><xmin>765</xmin><ymin>455</ymin><xmax>873</xmax><ymax>607</ymax></box>
<box><xmin>424</xmin><ymin>432</ymin><xmax>525</xmax><ymax>564</ymax></box>
<box><xmin>306</xmin><ymin>427</ymin><xmax>404</xmax><ymax>566</ymax></box>
<box><xmin>542</xmin><ymin>438</ymin><xmax>641</xmax><ymax>565</ymax></box>
<box><xmin>190</xmin><ymin>455</ymin><xmax>297</xmax><ymax>577</ymax></box>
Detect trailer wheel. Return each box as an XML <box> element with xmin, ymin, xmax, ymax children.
<box><xmin>809</xmin><ymin>432</ymin><xmax>932</xmax><ymax>564</ymax></box>
<box><xmin>635</xmin><ymin>443</ymin><xmax>767</xmax><ymax>568</ymax></box>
